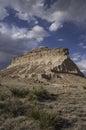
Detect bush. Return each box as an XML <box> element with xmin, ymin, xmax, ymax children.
<box><xmin>0</xmin><ymin>92</ymin><xmax>7</xmax><ymax>101</ymax></box>
<box><xmin>10</xmin><ymin>86</ymin><xmax>56</xmax><ymax>101</ymax></box>
<box><xmin>27</xmin><ymin>106</ymin><xmax>63</xmax><ymax>130</ymax></box>
<box><xmin>10</xmin><ymin>88</ymin><xmax>29</xmax><ymax>98</ymax></box>
<box><xmin>3</xmin><ymin>98</ymin><xmax>24</xmax><ymax>117</ymax></box>
<box><xmin>32</xmin><ymin>87</ymin><xmax>49</xmax><ymax>101</ymax></box>
<box><xmin>28</xmin><ymin>107</ymin><xmax>41</xmax><ymax>120</ymax></box>
<box><xmin>40</xmin><ymin>111</ymin><xmax>63</xmax><ymax>130</ymax></box>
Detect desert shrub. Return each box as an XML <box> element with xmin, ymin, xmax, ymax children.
<box><xmin>32</xmin><ymin>87</ymin><xmax>49</xmax><ymax>101</ymax></box>
<box><xmin>3</xmin><ymin>98</ymin><xmax>24</xmax><ymax>117</ymax></box>
<box><xmin>40</xmin><ymin>111</ymin><xmax>63</xmax><ymax>130</ymax></box>
<box><xmin>28</xmin><ymin>92</ymin><xmax>37</xmax><ymax>101</ymax></box>
<box><xmin>0</xmin><ymin>92</ymin><xmax>8</xmax><ymax>101</ymax></box>
<box><xmin>28</xmin><ymin>107</ymin><xmax>41</xmax><ymax>120</ymax></box>
<box><xmin>10</xmin><ymin>88</ymin><xmax>29</xmax><ymax>98</ymax></box>
<box><xmin>9</xmin><ymin>99</ymin><xmax>22</xmax><ymax>117</ymax></box>
<box><xmin>28</xmin><ymin>86</ymin><xmax>57</xmax><ymax>101</ymax></box>
<box><xmin>27</xmin><ymin>106</ymin><xmax>63</xmax><ymax>130</ymax></box>
<box><xmin>10</xmin><ymin>86</ymin><xmax>56</xmax><ymax>101</ymax></box>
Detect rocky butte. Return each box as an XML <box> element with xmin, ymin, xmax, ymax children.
<box><xmin>0</xmin><ymin>47</ymin><xmax>84</xmax><ymax>80</ymax></box>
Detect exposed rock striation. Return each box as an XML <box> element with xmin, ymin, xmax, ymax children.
<box><xmin>9</xmin><ymin>47</ymin><xmax>69</xmax><ymax>67</ymax></box>
<box><xmin>0</xmin><ymin>47</ymin><xmax>84</xmax><ymax>80</ymax></box>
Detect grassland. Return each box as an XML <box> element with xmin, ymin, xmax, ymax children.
<box><xmin>0</xmin><ymin>77</ymin><xmax>86</xmax><ymax>130</ymax></box>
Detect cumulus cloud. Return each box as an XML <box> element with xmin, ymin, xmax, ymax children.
<box><xmin>78</xmin><ymin>35</ymin><xmax>86</xmax><ymax>49</ymax></box>
<box><xmin>0</xmin><ymin>23</ymin><xmax>48</xmax><ymax>49</ymax></box>
<box><xmin>25</xmin><ymin>25</ymin><xmax>49</xmax><ymax>42</ymax></box>
<box><xmin>12</xmin><ymin>0</ymin><xmax>86</xmax><ymax>31</ymax></box>
<box><xmin>79</xmin><ymin>42</ymin><xmax>86</xmax><ymax>49</ymax></box>
<box><xmin>77</xmin><ymin>59</ymin><xmax>86</xmax><ymax>76</ymax></box>
<box><xmin>11</xmin><ymin>25</ymin><xmax>49</xmax><ymax>42</ymax></box>
<box><xmin>49</xmin><ymin>22</ymin><xmax>63</xmax><ymax>31</ymax></box>
<box><xmin>0</xmin><ymin>0</ymin><xmax>9</xmax><ymax>20</ymax></box>
<box><xmin>77</xmin><ymin>60</ymin><xmax>86</xmax><ymax>72</ymax></box>
<box><xmin>72</xmin><ymin>53</ymin><xmax>86</xmax><ymax>76</ymax></box>
<box><xmin>57</xmin><ymin>38</ymin><xmax>64</xmax><ymax>42</ymax></box>
<box><xmin>0</xmin><ymin>0</ymin><xmax>86</xmax><ymax>31</ymax></box>
<box><xmin>72</xmin><ymin>53</ymin><xmax>81</xmax><ymax>61</ymax></box>
<box><xmin>0</xmin><ymin>23</ymin><xmax>48</xmax><ymax>69</ymax></box>
<box><xmin>0</xmin><ymin>7</ymin><xmax>8</xmax><ymax>20</ymax></box>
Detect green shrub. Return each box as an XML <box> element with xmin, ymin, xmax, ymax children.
<box><xmin>28</xmin><ymin>92</ymin><xmax>37</xmax><ymax>101</ymax></box>
<box><xmin>40</xmin><ymin>111</ymin><xmax>63</xmax><ymax>130</ymax></box>
<box><xmin>3</xmin><ymin>98</ymin><xmax>23</xmax><ymax>117</ymax></box>
<box><xmin>10</xmin><ymin>88</ymin><xmax>29</xmax><ymax>98</ymax></box>
<box><xmin>28</xmin><ymin>107</ymin><xmax>41</xmax><ymax>120</ymax></box>
<box><xmin>27</xmin><ymin>86</ymin><xmax>57</xmax><ymax>101</ymax></box>
<box><xmin>27</xmin><ymin>106</ymin><xmax>63</xmax><ymax>130</ymax></box>
<box><xmin>10</xmin><ymin>86</ymin><xmax>56</xmax><ymax>101</ymax></box>
<box><xmin>0</xmin><ymin>92</ymin><xmax>7</xmax><ymax>101</ymax></box>
<box><xmin>32</xmin><ymin>87</ymin><xmax>49</xmax><ymax>101</ymax></box>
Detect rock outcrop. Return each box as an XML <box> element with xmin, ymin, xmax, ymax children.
<box><xmin>9</xmin><ymin>47</ymin><xmax>69</xmax><ymax>67</ymax></box>
<box><xmin>0</xmin><ymin>47</ymin><xmax>84</xmax><ymax>80</ymax></box>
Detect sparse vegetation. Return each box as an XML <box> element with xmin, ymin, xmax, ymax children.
<box><xmin>0</xmin><ymin>92</ymin><xmax>8</xmax><ymax>101</ymax></box>
<box><xmin>32</xmin><ymin>86</ymin><xmax>49</xmax><ymax>101</ymax></box>
<box><xmin>0</xmin><ymin>77</ymin><xmax>86</xmax><ymax>130</ymax></box>
<box><xmin>10</xmin><ymin>86</ymin><xmax>56</xmax><ymax>102</ymax></box>
<box><xmin>28</xmin><ymin>86</ymin><xmax>57</xmax><ymax>101</ymax></box>
<box><xmin>27</xmin><ymin>106</ymin><xmax>64</xmax><ymax>130</ymax></box>
<box><xmin>10</xmin><ymin>88</ymin><xmax>29</xmax><ymax>98</ymax></box>
<box><xmin>10</xmin><ymin>86</ymin><xmax>50</xmax><ymax>101</ymax></box>
<box><xmin>0</xmin><ymin>98</ymin><xmax>23</xmax><ymax>117</ymax></box>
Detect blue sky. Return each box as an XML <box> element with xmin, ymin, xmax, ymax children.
<box><xmin>0</xmin><ymin>0</ymin><xmax>86</xmax><ymax>75</ymax></box>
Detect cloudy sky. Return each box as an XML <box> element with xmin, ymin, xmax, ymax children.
<box><xmin>0</xmin><ymin>0</ymin><xmax>86</xmax><ymax>75</ymax></box>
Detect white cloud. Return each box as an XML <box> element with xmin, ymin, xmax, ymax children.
<box><xmin>0</xmin><ymin>24</ymin><xmax>37</xmax><ymax>55</ymax></box>
<box><xmin>0</xmin><ymin>23</ymin><xmax>49</xmax><ymax>69</ymax></box>
<box><xmin>78</xmin><ymin>35</ymin><xmax>86</xmax><ymax>49</ymax></box>
<box><xmin>77</xmin><ymin>59</ymin><xmax>86</xmax><ymax>76</ymax></box>
<box><xmin>0</xmin><ymin>0</ymin><xmax>9</xmax><ymax>20</ymax></box>
<box><xmin>57</xmin><ymin>38</ymin><xmax>64</xmax><ymax>42</ymax></box>
<box><xmin>49</xmin><ymin>22</ymin><xmax>63</xmax><ymax>31</ymax></box>
<box><xmin>72</xmin><ymin>53</ymin><xmax>86</xmax><ymax>76</ymax></box>
<box><xmin>26</xmin><ymin>25</ymin><xmax>49</xmax><ymax>42</ymax></box>
<box><xmin>48</xmin><ymin>11</ymin><xmax>66</xmax><ymax>31</ymax></box>
<box><xmin>0</xmin><ymin>23</ymin><xmax>48</xmax><ymax>42</ymax></box>
<box><xmin>13</xmin><ymin>1</ymin><xmax>68</xmax><ymax>32</ymax></box>
<box><xmin>10</xmin><ymin>0</ymin><xmax>44</xmax><ymax>22</ymax></box>
<box><xmin>0</xmin><ymin>7</ymin><xmax>8</xmax><ymax>20</ymax></box>
<box><xmin>12</xmin><ymin>0</ymin><xmax>86</xmax><ymax>31</ymax></box>
<box><xmin>12</xmin><ymin>25</ymin><xmax>49</xmax><ymax>42</ymax></box>
<box><xmin>79</xmin><ymin>42</ymin><xmax>86</xmax><ymax>49</ymax></box>
<box><xmin>0</xmin><ymin>0</ymin><xmax>86</xmax><ymax>32</ymax></box>
<box><xmin>77</xmin><ymin>60</ymin><xmax>86</xmax><ymax>71</ymax></box>
<box><xmin>72</xmin><ymin>53</ymin><xmax>81</xmax><ymax>61</ymax></box>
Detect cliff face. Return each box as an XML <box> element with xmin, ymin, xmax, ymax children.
<box><xmin>10</xmin><ymin>47</ymin><xmax>69</xmax><ymax>67</ymax></box>
<box><xmin>1</xmin><ymin>47</ymin><xmax>84</xmax><ymax>80</ymax></box>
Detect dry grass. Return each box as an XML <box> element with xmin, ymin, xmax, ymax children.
<box><xmin>0</xmin><ymin>77</ymin><xmax>86</xmax><ymax>130</ymax></box>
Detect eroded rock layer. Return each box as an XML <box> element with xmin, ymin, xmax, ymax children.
<box><xmin>0</xmin><ymin>47</ymin><xmax>84</xmax><ymax>80</ymax></box>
